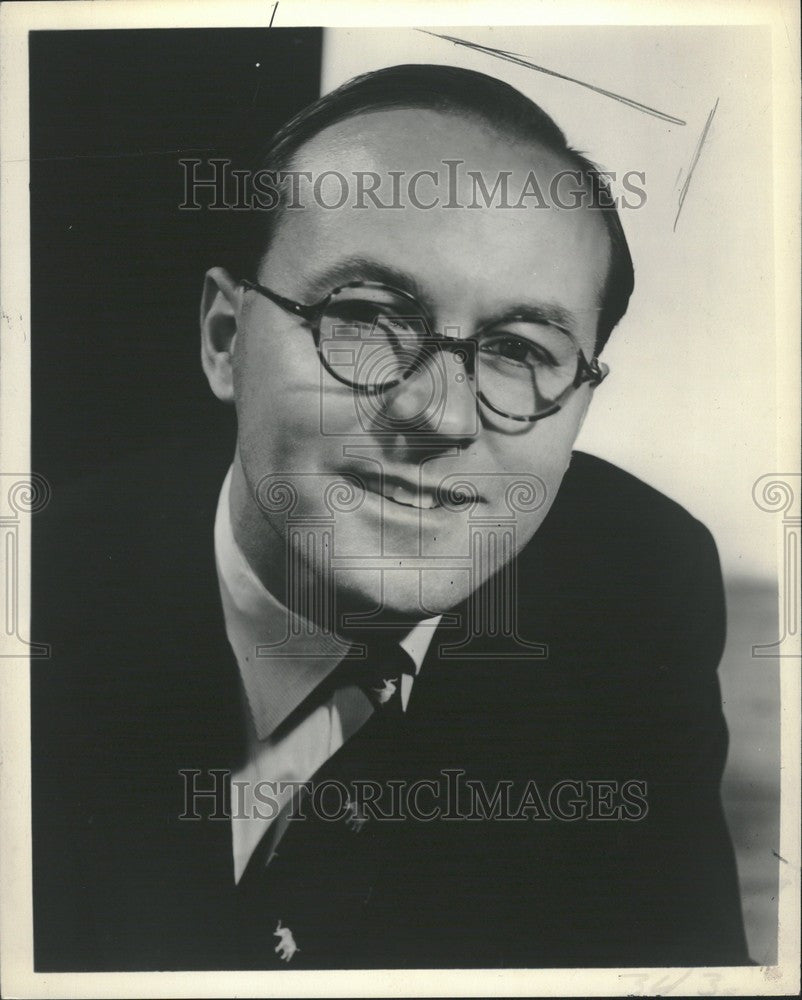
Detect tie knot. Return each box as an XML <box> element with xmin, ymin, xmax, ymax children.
<box><xmin>338</xmin><ymin>636</ymin><xmax>416</xmax><ymax>710</ymax></box>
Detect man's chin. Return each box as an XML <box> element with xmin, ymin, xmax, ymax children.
<box><xmin>332</xmin><ymin>567</ymin><xmax>473</xmax><ymax>628</ymax></box>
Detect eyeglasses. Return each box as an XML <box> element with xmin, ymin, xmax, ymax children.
<box><xmin>240</xmin><ymin>278</ymin><xmax>609</xmax><ymax>423</ymax></box>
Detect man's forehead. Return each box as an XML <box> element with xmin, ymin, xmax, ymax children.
<box><xmin>262</xmin><ymin>106</ymin><xmax>611</xmax><ymax>348</ymax></box>
<box><xmin>289</xmin><ymin>105</ymin><xmax>571</xmax><ymax>182</ymax></box>
<box><xmin>273</xmin><ymin>107</ymin><xmax>609</xmax><ymax>257</ymax></box>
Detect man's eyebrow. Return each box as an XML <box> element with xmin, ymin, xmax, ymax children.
<box><xmin>486</xmin><ymin>302</ymin><xmax>581</xmax><ymax>335</ymax></box>
<box><xmin>300</xmin><ymin>257</ymin><xmax>428</xmax><ymax>302</ymax></box>
<box><xmin>300</xmin><ymin>256</ymin><xmax>591</xmax><ymax>335</ymax></box>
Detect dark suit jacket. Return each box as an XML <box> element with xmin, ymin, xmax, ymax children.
<box><xmin>31</xmin><ymin>438</ymin><xmax>749</xmax><ymax>970</ymax></box>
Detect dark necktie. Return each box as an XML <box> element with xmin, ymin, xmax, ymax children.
<box><xmin>236</xmin><ymin>637</ymin><xmax>417</xmax><ymax>966</ymax></box>
<box><xmin>335</xmin><ymin>633</ymin><xmax>416</xmax><ymax>718</ymax></box>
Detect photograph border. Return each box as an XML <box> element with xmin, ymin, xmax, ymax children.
<box><xmin>1</xmin><ymin>1</ymin><xmax>799</xmax><ymax>996</ymax></box>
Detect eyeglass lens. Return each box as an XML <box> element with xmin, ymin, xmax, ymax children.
<box><xmin>317</xmin><ymin>285</ymin><xmax>580</xmax><ymax>419</ymax></box>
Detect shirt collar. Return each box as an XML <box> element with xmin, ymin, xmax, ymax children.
<box><xmin>214</xmin><ymin>466</ymin><xmax>440</xmax><ymax>740</ymax></box>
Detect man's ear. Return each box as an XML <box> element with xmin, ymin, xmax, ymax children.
<box><xmin>200</xmin><ymin>267</ymin><xmax>241</xmax><ymax>403</ymax></box>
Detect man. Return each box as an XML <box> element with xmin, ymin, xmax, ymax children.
<box><xmin>32</xmin><ymin>64</ymin><xmax>749</xmax><ymax>970</ymax></box>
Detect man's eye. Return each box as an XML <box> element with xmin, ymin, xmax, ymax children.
<box><xmin>480</xmin><ymin>335</ymin><xmax>552</xmax><ymax>367</ymax></box>
<box><xmin>380</xmin><ymin>314</ymin><xmax>410</xmax><ymax>331</ymax></box>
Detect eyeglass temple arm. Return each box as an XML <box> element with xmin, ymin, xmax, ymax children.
<box><xmin>574</xmin><ymin>353</ymin><xmax>609</xmax><ymax>388</ymax></box>
<box><xmin>240</xmin><ymin>279</ymin><xmax>319</xmax><ymax>322</ymax></box>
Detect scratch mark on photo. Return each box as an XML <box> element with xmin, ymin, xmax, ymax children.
<box><xmin>673</xmin><ymin>98</ymin><xmax>719</xmax><ymax>232</ymax></box>
<box><xmin>420</xmin><ymin>31</ymin><xmax>687</xmax><ymax>126</ymax></box>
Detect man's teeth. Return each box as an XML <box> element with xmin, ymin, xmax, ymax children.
<box><xmin>385</xmin><ymin>483</ymin><xmax>438</xmax><ymax>509</ymax></box>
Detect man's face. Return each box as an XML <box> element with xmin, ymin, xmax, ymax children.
<box><xmin>214</xmin><ymin>108</ymin><xmax>610</xmax><ymax>625</ymax></box>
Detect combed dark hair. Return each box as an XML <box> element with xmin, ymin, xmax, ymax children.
<box><xmin>234</xmin><ymin>63</ymin><xmax>634</xmax><ymax>352</ymax></box>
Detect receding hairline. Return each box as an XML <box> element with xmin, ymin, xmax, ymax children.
<box><xmin>260</xmin><ymin>103</ymin><xmax>613</xmax><ymax>308</ymax></box>
<box><xmin>280</xmin><ymin>102</ymin><xmax>580</xmax><ymax>171</ymax></box>
<box><xmin>233</xmin><ymin>63</ymin><xmax>633</xmax><ymax>352</ymax></box>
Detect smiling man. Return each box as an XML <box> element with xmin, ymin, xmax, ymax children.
<box><xmin>202</xmin><ymin>100</ymin><xmax>611</xmax><ymax>624</ymax></box>
<box><xmin>32</xmin><ymin>64</ymin><xmax>750</xmax><ymax>971</ymax></box>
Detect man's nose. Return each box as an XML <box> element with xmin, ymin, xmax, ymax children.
<box><xmin>379</xmin><ymin>342</ymin><xmax>479</xmax><ymax>439</ymax></box>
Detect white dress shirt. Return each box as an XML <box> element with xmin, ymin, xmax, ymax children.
<box><xmin>213</xmin><ymin>467</ymin><xmax>440</xmax><ymax>882</ymax></box>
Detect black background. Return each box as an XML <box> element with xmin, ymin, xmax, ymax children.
<box><xmin>30</xmin><ymin>28</ymin><xmax>323</xmax><ymax>487</ymax></box>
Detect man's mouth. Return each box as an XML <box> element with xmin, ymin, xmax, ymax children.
<box><xmin>383</xmin><ymin>482</ymin><xmax>439</xmax><ymax>510</ymax></box>
<box><xmin>342</xmin><ymin>468</ymin><xmax>488</xmax><ymax>512</ymax></box>
<box><xmin>348</xmin><ymin>471</ymin><xmax>443</xmax><ymax>510</ymax></box>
